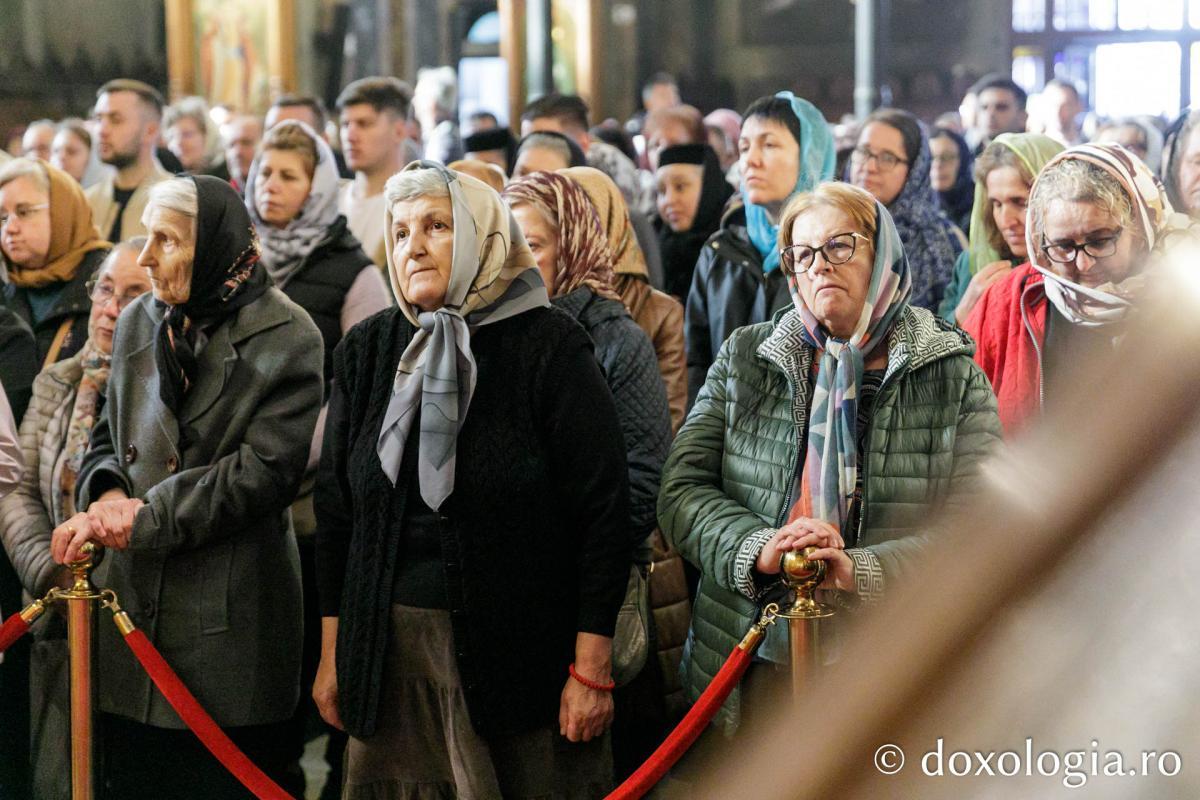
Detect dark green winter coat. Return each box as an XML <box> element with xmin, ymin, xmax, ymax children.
<box><xmin>658</xmin><ymin>304</ymin><xmax>1002</xmax><ymax>732</ymax></box>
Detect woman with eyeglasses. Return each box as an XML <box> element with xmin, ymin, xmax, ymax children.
<box><xmin>849</xmin><ymin>108</ymin><xmax>964</xmax><ymax>313</ymax></box>
<box><xmin>685</xmin><ymin>91</ymin><xmax>835</xmax><ymax>408</ymax></box>
<box><xmin>963</xmin><ymin>143</ymin><xmax>1191</xmax><ymax>435</ymax></box>
<box><xmin>659</xmin><ymin>181</ymin><xmax>1000</xmax><ymax>743</ymax></box>
<box><xmin>0</xmin><ymin>158</ymin><xmax>111</xmax><ymax>372</ymax></box>
<box><xmin>0</xmin><ymin>238</ymin><xmax>150</xmax><ymax>800</ymax></box>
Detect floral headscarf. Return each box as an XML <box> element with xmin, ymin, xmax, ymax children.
<box><xmin>502</xmin><ymin>170</ymin><xmax>618</xmax><ymax>300</ymax></box>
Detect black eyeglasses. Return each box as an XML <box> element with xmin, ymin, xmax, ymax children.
<box><xmin>780</xmin><ymin>232</ymin><xmax>871</xmax><ymax>276</ymax></box>
<box><xmin>85</xmin><ymin>279</ymin><xmax>142</xmax><ymax>312</ymax></box>
<box><xmin>1040</xmin><ymin>229</ymin><xmax>1123</xmax><ymax>264</ymax></box>
<box><xmin>850</xmin><ymin>146</ymin><xmax>909</xmax><ymax>172</ymax></box>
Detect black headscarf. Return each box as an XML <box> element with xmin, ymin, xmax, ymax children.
<box><xmin>463</xmin><ymin>127</ymin><xmax>519</xmax><ymax>175</ymax></box>
<box><xmin>155</xmin><ymin>175</ymin><xmax>270</xmax><ymax>416</ymax></box>
<box><xmin>932</xmin><ymin>127</ymin><xmax>974</xmax><ymax>232</ymax></box>
<box><xmin>653</xmin><ymin>143</ymin><xmax>733</xmax><ymax>299</ymax></box>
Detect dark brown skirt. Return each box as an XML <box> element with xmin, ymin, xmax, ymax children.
<box><xmin>342</xmin><ymin>604</ymin><xmax>612</xmax><ymax>800</ymax></box>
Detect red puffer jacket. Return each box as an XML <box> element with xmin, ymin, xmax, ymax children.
<box><xmin>962</xmin><ymin>262</ymin><xmax>1049</xmax><ymax>435</ymax></box>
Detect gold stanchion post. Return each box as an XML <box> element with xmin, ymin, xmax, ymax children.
<box><xmin>777</xmin><ymin>547</ymin><xmax>834</xmax><ymax>701</ymax></box>
<box><xmin>64</xmin><ymin>542</ymin><xmax>100</xmax><ymax>800</ymax></box>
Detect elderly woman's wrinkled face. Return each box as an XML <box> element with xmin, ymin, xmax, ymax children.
<box><xmin>392</xmin><ymin>194</ymin><xmax>455</xmax><ymax>311</ymax></box>
<box><xmin>1041</xmin><ymin>198</ymin><xmax>1139</xmax><ymax>288</ymax></box>
<box><xmin>512</xmin><ymin>146</ymin><xmax>569</xmax><ymax>179</ymax></box>
<box><xmin>138</xmin><ymin>204</ymin><xmax>195</xmax><ymax>305</ymax></box>
<box><xmin>89</xmin><ymin>247</ymin><xmax>152</xmax><ymax>355</ymax></box>
<box><xmin>789</xmin><ymin>204</ymin><xmax>874</xmax><ymax>339</ymax></box>
<box><xmin>510</xmin><ymin>202</ymin><xmax>559</xmax><ymax>295</ymax></box>
<box><xmin>656</xmin><ymin>163</ymin><xmax>704</xmax><ymax>233</ymax></box>
<box><xmin>851</xmin><ymin>122</ymin><xmax>909</xmax><ymax>207</ymax></box>
<box><xmin>738</xmin><ymin>116</ymin><xmax>801</xmax><ymax>209</ymax></box>
<box><xmin>0</xmin><ymin>175</ymin><xmax>52</xmax><ymax>270</ymax></box>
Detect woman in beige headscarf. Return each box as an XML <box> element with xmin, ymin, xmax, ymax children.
<box><xmin>564</xmin><ymin>166</ymin><xmax>687</xmax><ymax>432</ymax></box>
<box><xmin>313</xmin><ymin>162</ymin><xmax>633</xmax><ymax>798</ymax></box>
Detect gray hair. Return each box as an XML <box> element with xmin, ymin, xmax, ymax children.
<box><xmin>146</xmin><ymin>178</ymin><xmax>199</xmax><ymax>243</ymax></box>
<box><xmin>1029</xmin><ymin>158</ymin><xmax>1136</xmax><ymax>251</ymax></box>
<box><xmin>0</xmin><ymin>157</ymin><xmax>49</xmax><ymax>194</ymax></box>
<box><xmin>516</xmin><ymin>133</ymin><xmax>573</xmax><ymax>167</ymax></box>
<box><xmin>385</xmin><ymin>168</ymin><xmax>450</xmax><ymax>209</ymax></box>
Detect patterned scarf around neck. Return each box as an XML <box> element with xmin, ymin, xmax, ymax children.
<box><xmin>501</xmin><ymin>170</ymin><xmax>619</xmax><ymax>300</ymax></box>
<box><xmin>790</xmin><ymin>200</ymin><xmax>912</xmax><ymax>531</ymax></box>
<box><xmin>377</xmin><ymin>162</ymin><xmax>550</xmax><ymax>509</ymax></box>
<box><xmin>1028</xmin><ymin>143</ymin><xmax>1192</xmax><ymax>327</ymax></box>
<box><xmin>244</xmin><ymin>121</ymin><xmax>343</xmax><ymax>288</ymax></box>
<box><xmin>59</xmin><ymin>340</ymin><xmax>111</xmax><ymax>518</ymax></box>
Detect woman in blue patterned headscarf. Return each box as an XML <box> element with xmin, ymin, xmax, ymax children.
<box><xmin>684</xmin><ymin>91</ymin><xmax>836</xmax><ymax>406</ymax></box>
<box><xmin>849</xmin><ymin>108</ymin><xmax>963</xmax><ymax>312</ymax></box>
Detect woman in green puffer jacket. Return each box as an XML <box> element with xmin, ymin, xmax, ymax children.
<box><xmin>659</xmin><ymin>182</ymin><xmax>1002</xmax><ymax>735</ymax></box>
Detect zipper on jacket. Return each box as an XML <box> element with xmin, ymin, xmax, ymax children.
<box><xmin>1018</xmin><ymin>281</ymin><xmax>1045</xmax><ymax>413</ymax></box>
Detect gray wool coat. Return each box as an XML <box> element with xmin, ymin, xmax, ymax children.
<box><xmin>77</xmin><ymin>287</ymin><xmax>323</xmax><ymax>729</ymax></box>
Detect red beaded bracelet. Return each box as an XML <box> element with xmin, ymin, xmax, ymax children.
<box><xmin>568</xmin><ymin>662</ymin><xmax>615</xmax><ymax>692</ymax></box>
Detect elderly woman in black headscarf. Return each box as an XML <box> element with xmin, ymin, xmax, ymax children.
<box><xmin>50</xmin><ymin>175</ymin><xmax>324</xmax><ymax>799</ymax></box>
<box><xmin>653</xmin><ymin>143</ymin><xmax>734</xmax><ymax>301</ymax></box>
<box><xmin>313</xmin><ymin>162</ymin><xmax>631</xmax><ymax>799</ymax></box>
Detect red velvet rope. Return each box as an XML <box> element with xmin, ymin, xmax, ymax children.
<box><xmin>605</xmin><ymin>642</ymin><xmax>756</xmax><ymax>800</ymax></box>
<box><xmin>0</xmin><ymin>611</ymin><xmax>31</xmax><ymax>654</ymax></box>
<box><xmin>119</xmin><ymin>628</ymin><xmax>295</xmax><ymax>800</ymax></box>
<box><xmin>114</xmin><ymin>608</ymin><xmax>762</xmax><ymax>800</ymax></box>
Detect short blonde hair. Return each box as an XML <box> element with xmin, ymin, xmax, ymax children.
<box><xmin>778</xmin><ymin>181</ymin><xmax>878</xmax><ymax>251</ymax></box>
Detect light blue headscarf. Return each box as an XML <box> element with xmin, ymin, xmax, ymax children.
<box><xmin>745</xmin><ymin>91</ymin><xmax>836</xmax><ymax>272</ymax></box>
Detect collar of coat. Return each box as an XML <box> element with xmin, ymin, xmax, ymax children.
<box><xmin>757</xmin><ymin>304</ymin><xmax>976</xmax><ymax>388</ymax></box>
<box><xmin>136</xmin><ymin>285</ymin><xmax>289</xmax><ymax>344</ymax></box>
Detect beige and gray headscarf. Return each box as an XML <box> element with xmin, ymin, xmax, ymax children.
<box><xmin>377</xmin><ymin>161</ymin><xmax>549</xmax><ymax>508</ymax></box>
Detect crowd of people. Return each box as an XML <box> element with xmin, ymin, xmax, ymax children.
<box><xmin>0</xmin><ymin>64</ymin><xmax>1194</xmax><ymax>800</ymax></box>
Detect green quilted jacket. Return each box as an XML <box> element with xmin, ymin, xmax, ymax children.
<box><xmin>658</xmin><ymin>304</ymin><xmax>1002</xmax><ymax>733</ymax></box>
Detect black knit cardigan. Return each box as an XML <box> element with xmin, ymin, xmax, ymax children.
<box><xmin>314</xmin><ymin>305</ymin><xmax>632</xmax><ymax>739</ymax></box>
